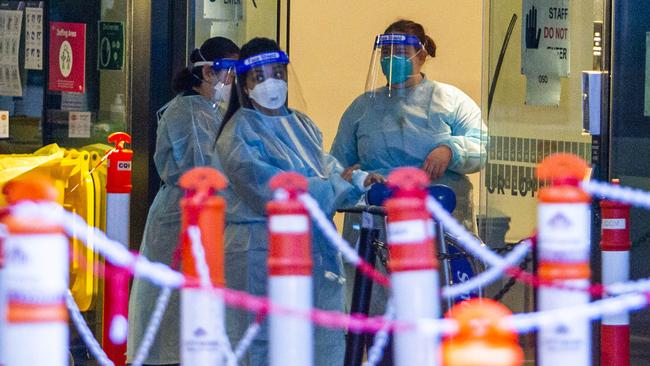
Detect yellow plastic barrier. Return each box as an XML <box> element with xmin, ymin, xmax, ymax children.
<box><xmin>1</xmin><ymin>143</ymin><xmax>115</xmax><ymax>315</ymax></box>
<box><xmin>63</xmin><ymin>149</ymin><xmax>97</xmax><ymax>312</ymax></box>
<box><xmin>0</xmin><ymin>144</ymin><xmax>65</xmax><ymax>206</ymax></box>
<box><xmin>83</xmin><ymin>143</ymin><xmax>111</xmax><ymax>232</ymax></box>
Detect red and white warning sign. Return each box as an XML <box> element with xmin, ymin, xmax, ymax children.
<box><xmin>49</xmin><ymin>22</ymin><xmax>86</xmax><ymax>93</ymax></box>
<box><xmin>521</xmin><ymin>0</ymin><xmax>571</xmax><ymax>106</ymax></box>
<box><xmin>521</xmin><ymin>0</ymin><xmax>570</xmax><ymax>77</ymax></box>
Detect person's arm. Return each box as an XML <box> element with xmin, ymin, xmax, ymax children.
<box><xmin>219</xmin><ymin>123</ymin><xmax>360</xmax><ymax>217</ymax></box>
<box><xmin>154</xmin><ymin>98</ymin><xmax>221</xmax><ymax>183</ymax></box>
<box><xmin>444</xmin><ymin>92</ymin><xmax>488</xmax><ymax>174</ymax></box>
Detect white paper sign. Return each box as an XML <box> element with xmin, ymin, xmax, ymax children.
<box><xmin>61</xmin><ymin>91</ymin><xmax>88</xmax><ymax>111</ymax></box>
<box><xmin>0</xmin><ymin>110</ymin><xmax>8</xmax><ymax>138</ymax></box>
<box><xmin>526</xmin><ymin>74</ymin><xmax>562</xmax><ymax>106</ymax></box>
<box><xmin>25</xmin><ymin>7</ymin><xmax>43</xmax><ymax>70</ymax></box>
<box><xmin>521</xmin><ymin>0</ymin><xmax>570</xmax><ymax>106</ymax></box>
<box><xmin>203</xmin><ymin>0</ymin><xmax>243</xmax><ymax>20</ymax></box>
<box><xmin>0</xmin><ymin>10</ymin><xmax>23</xmax><ymax>96</ymax></box>
<box><xmin>68</xmin><ymin>111</ymin><xmax>91</xmax><ymax>138</ymax></box>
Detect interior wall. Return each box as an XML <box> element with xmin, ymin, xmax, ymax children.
<box><xmin>289</xmin><ymin>1</ymin><xmax>484</xmax><ymax>223</ymax></box>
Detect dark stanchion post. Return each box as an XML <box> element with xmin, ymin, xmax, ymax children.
<box><xmin>345</xmin><ymin>211</ymin><xmax>380</xmax><ymax>366</ymax></box>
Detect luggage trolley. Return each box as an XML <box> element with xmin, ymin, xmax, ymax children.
<box><xmin>340</xmin><ymin>183</ymin><xmax>485</xmax><ymax>366</ymax></box>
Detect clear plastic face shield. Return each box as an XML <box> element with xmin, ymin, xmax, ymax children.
<box><xmin>365</xmin><ymin>34</ymin><xmax>425</xmax><ymax>98</ymax></box>
<box><xmin>235</xmin><ymin>51</ymin><xmax>307</xmax><ymax>116</ymax></box>
<box><xmin>192</xmin><ymin>58</ymin><xmax>237</xmax><ymax>114</ymax></box>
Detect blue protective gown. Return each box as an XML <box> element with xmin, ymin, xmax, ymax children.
<box><xmin>217</xmin><ymin>107</ymin><xmax>363</xmax><ymax>366</ymax></box>
<box><xmin>331</xmin><ymin>77</ymin><xmax>486</xmax><ymax>230</ymax></box>
<box><xmin>126</xmin><ymin>92</ymin><xmax>222</xmax><ymax>365</ymax></box>
<box><xmin>331</xmin><ymin>77</ymin><xmax>487</xmax><ymax>316</ymax></box>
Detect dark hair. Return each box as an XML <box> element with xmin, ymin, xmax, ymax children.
<box><xmin>218</xmin><ymin>37</ymin><xmax>283</xmax><ymax>138</ymax></box>
<box><xmin>385</xmin><ymin>19</ymin><xmax>436</xmax><ymax>57</ymax></box>
<box><xmin>172</xmin><ymin>36</ymin><xmax>239</xmax><ymax>93</ymax></box>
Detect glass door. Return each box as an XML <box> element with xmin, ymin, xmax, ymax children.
<box><xmin>0</xmin><ymin>1</ymin><xmax>46</xmax><ymax>153</ymax></box>
<box><xmin>190</xmin><ymin>0</ymin><xmax>281</xmax><ymax>60</ymax></box>
<box><xmin>480</xmin><ymin>0</ymin><xmax>605</xmax><ymax>245</ymax></box>
<box><xmin>479</xmin><ymin>0</ymin><xmax>608</xmax><ymax>361</ymax></box>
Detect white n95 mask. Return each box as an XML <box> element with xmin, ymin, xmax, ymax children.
<box><xmin>248</xmin><ymin>78</ymin><xmax>288</xmax><ymax>110</ymax></box>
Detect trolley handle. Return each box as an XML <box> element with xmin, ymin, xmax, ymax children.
<box><xmin>337</xmin><ymin>205</ymin><xmax>386</xmax><ymax>216</ymax></box>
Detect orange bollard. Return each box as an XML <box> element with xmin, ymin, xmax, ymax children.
<box><xmin>384</xmin><ymin>167</ymin><xmax>440</xmax><ymax>366</ymax></box>
<box><xmin>536</xmin><ymin>154</ymin><xmax>592</xmax><ymax>366</ymax></box>
<box><xmin>178</xmin><ymin>167</ymin><xmax>228</xmax><ymax>365</ymax></box>
<box><xmin>267</xmin><ymin>172</ymin><xmax>314</xmax><ymax>366</ymax></box>
<box><xmin>443</xmin><ymin>299</ymin><xmax>523</xmax><ymax>366</ymax></box>
<box><xmin>1</xmin><ymin>175</ymin><xmax>69</xmax><ymax>366</ymax></box>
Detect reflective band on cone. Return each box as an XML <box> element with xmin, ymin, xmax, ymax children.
<box><xmin>536</xmin><ymin>154</ymin><xmax>591</xmax><ymax>366</ymax></box>
<box><xmin>268</xmin><ymin>172</ymin><xmax>313</xmax><ymax>366</ymax></box>
<box><xmin>179</xmin><ymin>168</ymin><xmax>228</xmax><ymax>366</ymax></box>
<box><xmin>1</xmin><ymin>176</ymin><xmax>68</xmax><ymax>366</ymax></box>
<box><xmin>600</xmin><ymin>182</ymin><xmax>631</xmax><ymax>366</ymax></box>
<box><xmin>103</xmin><ymin>193</ymin><xmax>131</xmax><ymax>366</ymax></box>
<box><xmin>385</xmin><ymin>168</ymin><xmax>440</xmax><ymax>366</ymax></box>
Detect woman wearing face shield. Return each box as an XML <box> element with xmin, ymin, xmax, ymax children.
<box><xmin>217</xmin><ymin>37</ymin><xmax>381</xmax><ymax>366</ymax></box>
<box><xmin>332</xmin><ymin>19</ymin><xmax>487</xmax><ymax>231</ymax></box>
<box><xmin>126</xmin><ymin>37</ymin><xmax>239</xmax><ymax>366</ymax></box>
<box><xmin>330</xmin><ymin>19</ymin><xmax>487</xmax><ymax>360</ymax></box>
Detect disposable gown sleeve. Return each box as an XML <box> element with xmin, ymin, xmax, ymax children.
<box><xmin>330</xmin><ymin>100</ymin><xmax>363</xmax><ymax>168</ymax></box>
<box><xmin>154</xmin><ymin>97</ymin><xmax>220</xmax><ymax>183</ymax></box>
<box><xmin>219</xmin><ymin>124</ymin><xmax>361</xmax><ymax>217</ymax></box>
<box><xmin>442</xmin><ymin>92</ymin><xmax>488</xmax><ymax>175</ymax></box>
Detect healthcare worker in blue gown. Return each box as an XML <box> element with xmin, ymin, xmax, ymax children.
<box><xmin>330</xmin><ymin>19</ymin><xmax>488</xmax><ymax>350</ymax></box>
<box><xmin>126</xmin><ymin>37</ymin><xmax>239</xmax><ymax>366</ymax></box>
<box><xmin>217</xmin><ymin>38</ymin><xmax>382</xmax><ymax>366</ymax></box>
<box><xmin>332</xmin><ymin>19</ymin><xmax>487</xmax><ymax>230</ymax></box>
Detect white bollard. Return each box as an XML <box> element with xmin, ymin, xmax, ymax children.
<box><xmin>178</xmin><ymin>168</ymin><xmax>229</xmax><ymax>365</ymax></box>
<box><xmin>536</xmin><ymin>154</ymin><xmax>592</xmax><ymax>366</ymax></box>
<box><xmin>1</xmin><ymin>177</ymin><xmax>68</xmax><ymax>366</ymax></box>
<box><xmin>267</xmin><ymin>172</ymin><xmax>314</xmax><ymax>366</ymax></box>
<box><xmin>384</xmin><ymin>168</ymin><xmax>440</xmax><ymax>366</ymax></box>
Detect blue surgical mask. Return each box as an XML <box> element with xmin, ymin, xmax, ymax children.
<box><xmin>380</xmin><ymin>48</ymin><xmax>422</xmax><ymax>85</ymax></box>
<box><xmin>380</xmin><ymin>55</ymin><xmax>413</xmax><ymax>85</ymax></box>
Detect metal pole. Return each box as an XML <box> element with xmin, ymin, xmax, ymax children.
<box><xmin>344</xmin><ymin>211</ymin><xmax>379</xmax><ymax>366</ymax></box>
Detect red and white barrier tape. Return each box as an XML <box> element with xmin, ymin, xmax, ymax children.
<box><xmin>130</xmin><ymin>287</ymin><xmax>173</xmax><ymax>366</ymax></box>
<box><xmin>298</xmin><ymin>194</ymin><xmax>390</xmax><ymax>287</ymax></box>
<box><xmin>364</xmin><ymin>301</ymin><xmax>395</xmax><ymax>366</ymax></box>
<box><xmin>187</xmin><ymin>225</ymin><xmax>238</xmax><ymax>366</ymax></box>
<box><xmin>442</xmin><ymin>239</ymin><xmax>532</xmax><ymax>298</ymax></box>
<box><xmin>66</xmin><ymin>291</ymin><xmax>115</xmax><ymax>366</ymax></box>
<box><xmin>583</xmin><ymin>180</ymin><xmax>650</xmax><ymax>210</ymax></box>
<box><xmin>8</xmin><ymin>189</ymin><xmax>650</xmax><ymax>366</ymax></box>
